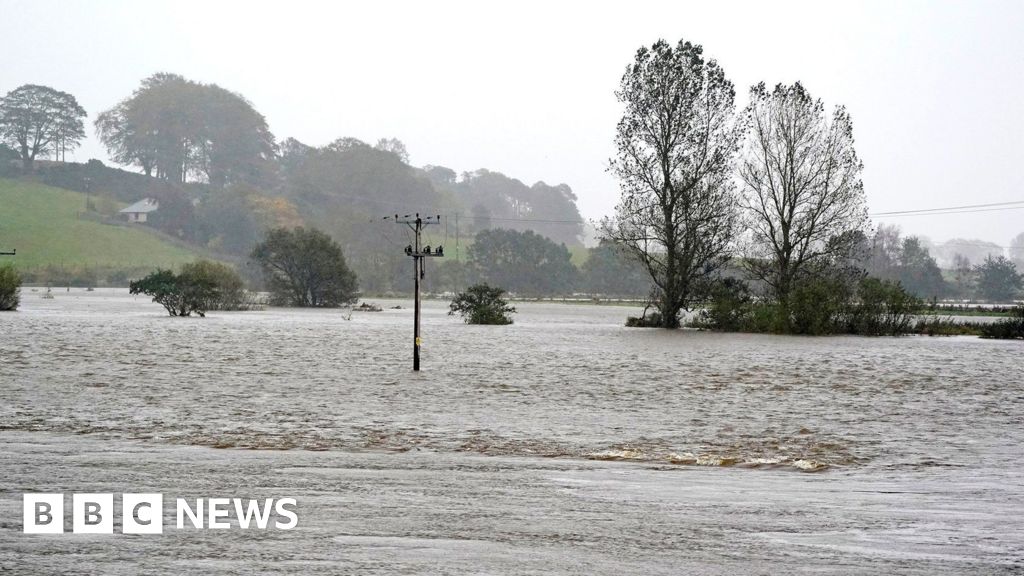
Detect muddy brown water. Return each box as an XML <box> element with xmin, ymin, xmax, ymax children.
<box><xmin>1</xmin><ymin>289</ymin><xmax>1022</xmax><ymax>574</ymax></box>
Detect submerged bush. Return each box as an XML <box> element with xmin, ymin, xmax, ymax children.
<box><xmin>0</xmin><ymin>264</ymin><xmax>21</xmax><ymax>311</ymax></box>
<box><xmin>980</xmin><ymin>306</ymin><xmax>1024</xmax><ymax>339</ymax></box>
<box><xmin>129</xmin><ymin>260</ymin><xmax>249</xmax><ymax>317</ymax></box>
<box><xmin>449</xmin><ymin>283</ymin><xmax>516</xmax><ymax>325</ymax></box>
<box><xmin>625</xmin><ymin>311</ymin><xmax>664</xmax><ymax>327</ymax></box>
<box><xmin>846</xmin><ymin>278</ymin><xmax>920</xmax><ymax>336</ymax></box>
<box><xmin>696</xmin><ymin>278</ymin><xmax>753</xmax><ymax>331</ymax></box>
<box><xmin>786</xmin><ymin>277</ymin><xmax>851</xmax><ymax>335</ymax></box>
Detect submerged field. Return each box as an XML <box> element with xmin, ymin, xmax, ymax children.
<box><xmin>1</xmin><ymin>290</ymin><xmax>1022</xmax><ymax>574</ymax></box>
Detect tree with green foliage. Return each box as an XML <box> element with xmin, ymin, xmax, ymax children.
<box><xmin>96</xmin><ymin>73</ymin><xmax>276</xmax><ymax>187</ymax></box>
<box><xmin>604</xmin><ymin>38</ymin><xmax>742</xmax><ymax>328</ymax></box>
<box><xmin>580</xmin><ymin>240</ymin><xmax>651</xmax><ymax>297</ymax></box>
<box><xmin>374</xmin><ymin>137</ymin><xmax>409</xmax><ymax>163</ymax></box>
<box><xmin>451</xmin><ymin>169</ymin><xmax>583</xmax><ymax>246</ymax></box>
<box><xmin>867</xmin><ymin>226</ymin><xmax>947</xmax><ymax>299</ymax></box>
<box><xmin>973</xmin><ymin>255</ymin><xmax>1022</xmax><ymax>303</ymax></box>
<box><xmin>469</xmin><ymin>228</ymin><xmax>578</xmax><ymax>296</ymax></box>
<box><xmin>848</xmin><ymin>277</ymin><xmax>920</xmax><ymax>336</ymax></box>
<box><xmin>449</xmin><ymin>284</ymin><xmax>516</xmax><ymax>325</ymax></box>
<box><xmin>0</xmin><ymin>264</ymin><xmax>22</xmax><ymax>311</ymax></box>
<box><xmin>896</xmin><ymin>237</ymin><xmax>946</xmax><ymax>299</ymax></box>
<box><xmin>251</xmin><ymin>227</ymin><xmax>358</xmax><ymax>307</ymax></box>
<box><xmin>740</xmin><ymin>82</ymin><xmax>868</xmax><ymax>316</ymax></box>
<box><xmin>0</xmin><ymin>84</ymin><xmax>86</xmax><ymax>171</ymax></box>
<box><xmin>129</xmin><ymin>260</ymin><xmax>246</xmax><ymax>316</ymax></box>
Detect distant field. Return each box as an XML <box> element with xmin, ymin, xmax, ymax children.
<box><xmin>0</xmin><ymin>178</ymin><xmax>205</xmax><ymax>269</ymax></box>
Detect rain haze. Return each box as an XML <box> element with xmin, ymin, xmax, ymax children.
<box><xmin>2</xmin><ymin>0</ymin><xmax>1022</xmax><ymax>245</ymax></box>
<box><xmin>3</xmin><ymin>2</ymin><xmax>1024</xmax><ymax>575</ymax></box>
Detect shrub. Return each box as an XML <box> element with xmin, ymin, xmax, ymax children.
<box><xmin>847</xmin><ymin>278</ymin><xmax>920</xmax><ymax>336</ymax></box>
<box><xmin>0</xmin><ymin>264</ymin><xmax>21</xmax><ymax>311</ymax></box>
<box><xmin>911</xmin><ymin>316</ymin><xmax>983</xmax><ymax>337</ymax></box>
<box><xmin>129</xmin><ymin>260</ymin><xmax>247</xmax><ymax>316</ymax></box>
<box><xmin>696</xmin><ymin>278</ymin><xmax>753</xmax><ymax>331</ymax></box>
<box><xmin>787</xmin><ymin>277</ymin><xmax>850</xmax><ymax>335</ymax></box>
<box><xmin>449</xmin><ymin>284</ymin><xmax>516</xmax><ymax>325</ymax></box>
<box><xmin>980</xmin><ymin>306</ymin><xmax>1024</xmax><ymax>339</ymax></box>
<box><xmin>625</xmin><ymin>311</ymin><xmax>664</xmax><ymax>327</ymax></box>
<box><xmin>180</xmin><ymin>260</ymin><xmax>249</xmax><ymax>311</ymax></box>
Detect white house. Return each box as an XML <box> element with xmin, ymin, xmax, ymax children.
<box><xmin>119</xmin><ymin>198</ymin><xmax>159</xmax><ymax>223</ymax></box>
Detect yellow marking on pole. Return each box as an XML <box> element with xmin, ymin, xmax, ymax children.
<box><xmin>415</xmin><ymin>337</ymin><xmax>422</xmax><ymax>346</ymax></box>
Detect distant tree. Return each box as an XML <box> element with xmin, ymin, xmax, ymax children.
<box><xmin>374</xmin><ymin>137</ymin><xmax>409</xmax><ymax>163</ymax></box>
<box><xmin>251</xmin><ymin>227</ymin><xmax>358</xmax><ymax>307</ymax></box>
<box><xmin>456</xmin><ymin>169</ymin><xmax>583</xmax><ymax>245</ymax></box>
<box><xmin>952</xmin><ymin>253</ymin><xmax>974</xmax><ymax>299</ymax></box>
<box><xmin>580</xmin><ymin>240</ymin><xmax>652</xmax><ymax>297</ymax></box>
<box><xmin>0</xmin><ymin>84</ymin><xmax>86</xmax><ymax>171</ymax></box>
<box><xmin>470</xmin><ymin>203</ymin><xmax>492</xmax><ymax>232</ymax></box>
<box><xmin>933</xmin><ymin>239</ymin><xmax>1003</xmax><ymax>268</ymax></box>
<box><xmin>96</xmin><ymin>73</ymin><xmax>276</xmax><ymax>187</ymax></box>
<box><xmin>1010</xmin><ymin>232</ymin><xmax>1024</xmax><ymax>270</ymax></box>
<box><xmin>896</xmin><ymin>237</ymin><xmax>946</xmax><ymax>299</ymax></box>
<box><xmin>0</xmin><ymin>264</ymin><xmax>21</xmax><ymax>311</ymax></box>
<box><xmin>604</xmin><ymin>39</ymin><xmax>741</xmax><ymax>328</ymax></box>
<box><xmin>423</xmin><ymin>165</ymin><xmax>457</xmax><ymax>187</ymax></box>
<box><xmin>973</xmin><ymin>255</ymin><xmax>1022</xmax><ymax>303</ymax></box>
<box><xmin>740</xmin><ymin>82</ymin><xmax>868</xmax><ymax>313</ymax></box>
<box><xmin>469</xmin><ymin>228</ymin><xmax>578</xmax><ymax>296</ymax></box>
<box><xmin>867</xmin><ymin>224</ymin><xmax>902</xmax><ymax>279</ymax></box>
<box><xmin>449</xmin><ymin>283</ymin><xmax>516</xmax><ymax>325</ymax></box>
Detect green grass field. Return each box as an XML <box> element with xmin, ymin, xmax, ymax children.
<box><xmin>0</xmin><ymin>178</ymin><xmax>205</xmax><ymax>270</ymax></box>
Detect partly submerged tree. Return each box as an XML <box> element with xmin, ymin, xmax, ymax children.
<box><xmin>129</xmin><ymin>260</ymin><xmax>246</xmax><ymax>316</ymax></box>
<box><xmin>449</xmin><ymin>283</ymin><xmax>516</xmax><ymax>325</ymax></box>
<box><xmin>251</xmin><ymin>227</ymin><xmax>358</xmax><ymax>307</ymax></box>
<box><xmin>0</xmin><ymin>264</ymin><xmax>22</xmax><ymax>311</ymax></box>
<box><xmin>739</xmin><ymin>82</ymin><xmax>868</xmax><ymax>311</ymax></box>
<box><xmin>0</xmin><ymin>84</ymin><xmax>86</xmax><ymax>171</ymax></box>
<box><xmin>603</xmin><ymin>39</ymin><xmax>742</xmax><ymax>328</ymax></box>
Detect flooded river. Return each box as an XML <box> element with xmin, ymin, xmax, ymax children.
<box><xmin>1</xmin><ymin>289</ymin><xmax>1022</xmax><ymax>574</ymax></box>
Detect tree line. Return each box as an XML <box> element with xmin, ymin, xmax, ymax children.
<box><xmin>0</xmin><ymin>74</ymin><xmax>588</xmax><ymax>293</ymax></box>
<box><xmin>603</xmin><ymin>38</ymin><xmax>1023</xmax><ymax>331</ymax></box>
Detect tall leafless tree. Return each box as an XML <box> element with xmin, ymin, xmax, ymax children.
<box><xmin>739</xmin><ymin>82</ymin><xmax>868</xmax><ymax>307</ymax></box>
<box><xmin>604</xmin><ymin>39</ymin><xmax>741</xmax><ymax>328</ymax></box>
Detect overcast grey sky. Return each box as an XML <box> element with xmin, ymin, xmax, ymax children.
<box><xmin>2</xmin><ymin>0</ymin><xmax>1022</xmax><ymax>246</ymax></box>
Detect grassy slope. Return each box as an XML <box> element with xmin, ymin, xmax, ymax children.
<box><xmin>0</xmin><ymin>178</ymin><xmax>204</xmax><ymax>269</ymax></box>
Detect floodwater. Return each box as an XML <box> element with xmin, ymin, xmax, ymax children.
<box><xmin>1</xmin><ymin>289</ymin><xmax>1022</xmax><ymax>574</ymax></box>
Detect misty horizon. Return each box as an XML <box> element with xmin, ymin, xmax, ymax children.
<box><xmin>2</xmin><ymin>0</ymin><xmax>1023</xmax><ymax>248</ymax></box>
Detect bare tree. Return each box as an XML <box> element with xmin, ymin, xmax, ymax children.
<box><xmin>739</xmin><ymin>82</ymin><xmax>868</xmax><ymax>306</ymax></box>
<box><xmin>603</xmin><ymin>39</ymin><xmax>741</xmax><ymax>328</ymax></box>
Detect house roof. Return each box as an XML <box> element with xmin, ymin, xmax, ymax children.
<box><xmin>119</xmin><ymin>198</ymin><xmax>159</xmax><ymax>214</ymax></box>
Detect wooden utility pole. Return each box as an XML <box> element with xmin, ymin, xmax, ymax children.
<box><xmin>390</xmin><ymin>214</ymin><xmax>443</xmax><ymax>371</ymax></box>
<box><xmin>0</xmin><ymin>249</ymin><xmax>14</xmax><ymax>256</ymax></box>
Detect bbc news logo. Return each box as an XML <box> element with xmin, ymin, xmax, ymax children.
<box><xmin>23</xmin><ymin>494</ymin><xmax>298</xmax><ymax>534</ymax></box>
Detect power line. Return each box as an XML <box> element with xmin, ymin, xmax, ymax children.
<box><xmin>870</xmin><ymin>200</ymin><xmax>1024</xmax><ymax>217</ymax></box>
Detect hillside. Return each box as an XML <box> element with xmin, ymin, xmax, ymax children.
<box><xmin>0</xmin><ymin>178</ymin><xmax>206</xmax><ymax>270</ymax></box>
